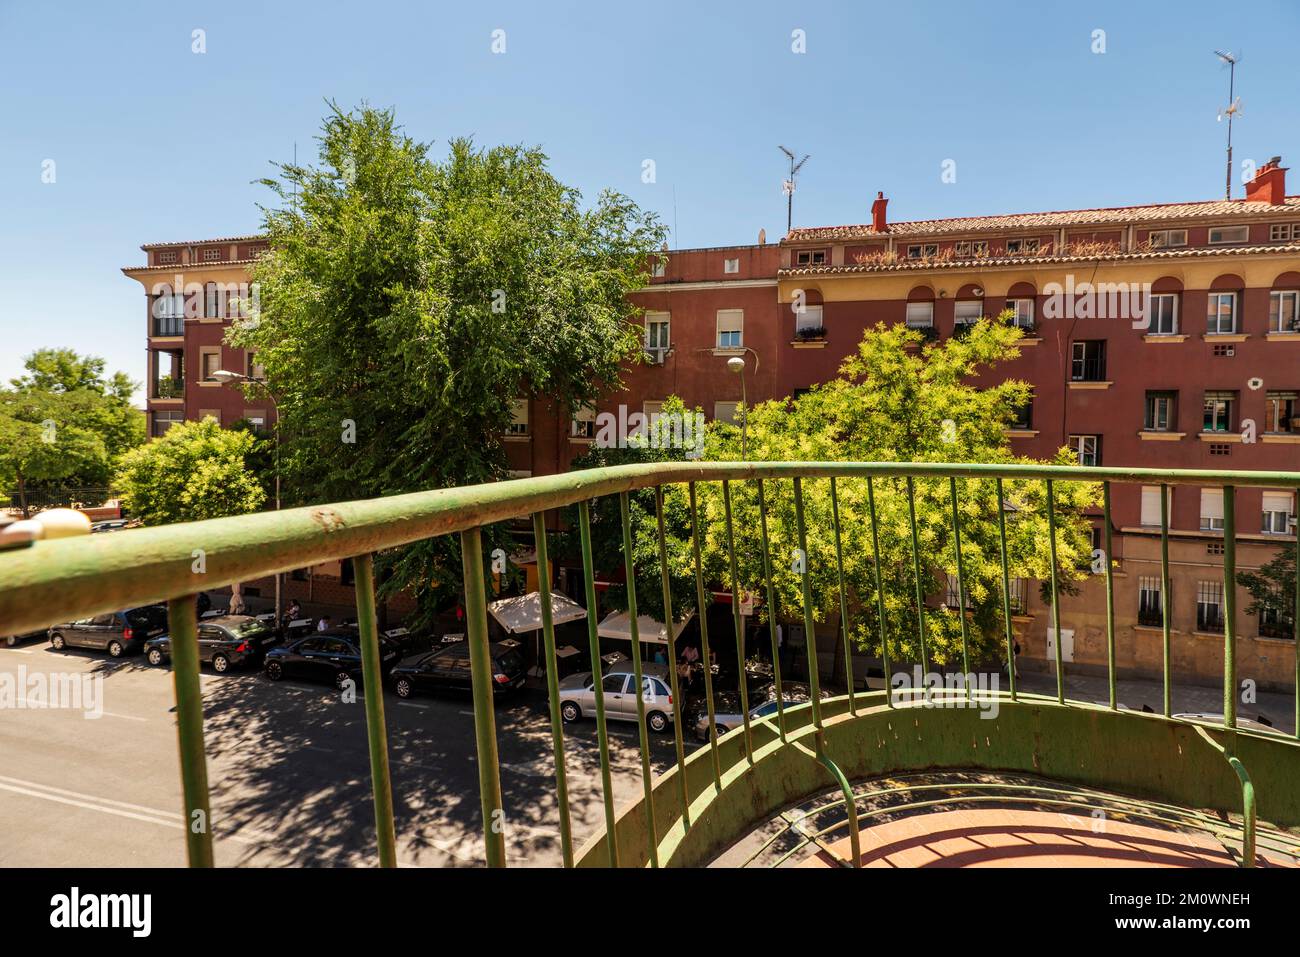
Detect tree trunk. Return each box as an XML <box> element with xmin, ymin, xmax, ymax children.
<box><xmin>16</xmin><ymin>474</ymin><xmax>28</xmax><ymax>519</ymax></box>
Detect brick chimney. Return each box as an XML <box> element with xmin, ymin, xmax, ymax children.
<box><xmin>1246</xmin><ymin>157</ymin><xmax>1287</xmax><ymax>205</ymax></box>
<box><xmin>871</xmin><ymin>191</ymin><xmax>889</xmax><ymax>232</ymax></box>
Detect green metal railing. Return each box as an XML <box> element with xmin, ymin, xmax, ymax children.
<box><xmin>2</xmin><ymin>461</ymin><xmax>1298</xmax><ymax>868</ymax></box>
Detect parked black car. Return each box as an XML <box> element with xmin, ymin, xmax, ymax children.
<box><xmin>389</xmin><ymin>641</ymin><xmax>527</xmax><ymax>699</ymax></box>
<box><xmin>5</xmin><ymin>629</ymin><xmax>47</xmax><ymax>648</ymax></box>
<box><xmin>48</xmin><ymin>606</ymin><xmax>168</xmax><ymax>657</ymax></box>
<box><xmin>144</xmin><ymin>615</ymin><xmax>278</xmax><ymax>672</ymax></box>
<box><xmin>262</xmin><ymin>629</ymin><xmax>401</xmax><ymax>689</ymax></box>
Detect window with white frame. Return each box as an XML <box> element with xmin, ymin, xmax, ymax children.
<box><xmin>1005</xmin><ymin>237</ymin><xmax>1040</xmax><ymax>255</ymax></box>
<box><xmin>1200</xmin><ymin>488</ymin><xmax>1225</xmax><ymax>531</ymax></box>
<box><xmin>714</xmin><ymin>401</ymin><xmax>741</xmax><ymax>424</ymax></box>
<box><xmin>1145</xmin><ymin>391</ymin><xmax>1176</xmax><ymax>431</ymax></box>
<box><xmin>953</xmin><ymin>300</ymin><xmax>983</xmax><ymax>325</ymax></box>
<box><xmin>1262</xmin><ymin>491</ymin><xmax>1294</xmax><ymax>535</ymax></box>
<box><xmin>1148</xmin><ymin>229</ymin><xmax>1188</xmax><ymax>249</ymax></box>
<box><xmin>905</xmin><ymin>301</ymin><xmax>934</xmax><ymax>327</ymax></box>
<box><xmin>570</xmin><ymin>405</ymin><xmax>596</xmax><ymax>439</ymax></box>
<box><xmin>507</xmin><ymin>399</ymin><xmax>529</xmax><ymax>436</ymax></box>
<box><xmin>1270</xmin><ymin>290</ymin><xmax>1299</xmax><ymax>332</ymax></box>
<box><xmin>1146</xmin><ymin>293</ymin><xmax>1178</xmax><ymax>334</ymax></box>
<box><xmin>1207</xmin><ymin>292</ymin><xmax>1238</xmax><ymax>334</ymax></box>
<box><xmin>794</xmin><ymin>249</ymin><xmax>826</xmax><ymax>266</ymax></box>
<box><xmin>1266</xmin><ymin>391</ymin><xmax>1298</xmax><ymax>433</ymax></box>
<box><xmin>716</xmin><ymin>309</ymin><xmax>744</xmax><ymax>350</ymax></box>
<box><xmin>906</xmin><ymin>243</ymin><xmax>938</xmax><ymax>260</ymax></box>
<box><xmin>1005</xmin><ymin>298</ymin><xmax>1034</xmax><ymax>329</ymax></box>
<box><xmin>795</xmin><ymin>304</ymin><xmax>824</xmax><ymax>336</ymax></box>
<box><xmin>954</xmin><ymin>240</ymin><xmax>989</xmax><ymax>257</ymax></box>
<box><xmin>1197</xmin><ymin>581</ymin><xmax>1225</xmax><ymax>632</ymax></box>
<box><xmin>1208</xmin><ymin>225</ymin><xmax>1249</xmax><ymax>245</ymax></box>
<box><xmin>1137</xmin><ymin>576</ymin><xmax>1164</xmax><ymax>627</ymax></box>
<box><xmin>1140</xmin><ymin>486</ymin><xmax>1166</xmax><ymax>527</ymax></box>
<box><xmin>200</xmin><ymin>348</ymin><xmax>221</xmax><ymax>382</ymax></box>
<box><xmin>1068</xmin><ymin>434</ymin><xmax>1101</xmax><ymax>466</ymax></box>
<box><xmin>724</xmin><ymin>257</ymin><xmax>739</xmax><ymax>274</ymax></box>
<box><xmin>645</xmin><ymin>311</ymin><xmax>670</xmax><ymax>359</ymax></box>
<box><xmin>1203</xmin><ymin>391</ymin><xmax>1235</xmax><ymax>432</ymax></box>
<box><xmin>1269</xmin><ymin>223</ymin><xmax>1296</xmax><ymax>242</ymax></box>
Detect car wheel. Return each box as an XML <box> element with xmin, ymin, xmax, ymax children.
<box><xmin>335</xmin><ymin>671</ymin><xmax>353</xmax><ymax>691</ymax></box>
<box><xmin>648</xmin><ymin>711</ymin><xmax>669</xmax><ymax>733</ymax></box>
<box><xmin>146</xmin><ymin>647</ymin><xmax>165</xmax><ymax>666</ymax></box>
<box><xmin>265</xmin><ymin>660</ymin><xmax>284</xmax><ymax>681</ymax></box>
<box><xmin>395</xmin><ymin>677</ymin><xmax>412</xmax><ymax>698</ymax></box>
<box><xmin>107</xmin><ymin>640</ymin><xmax>124</xmax><ymax>658</ymax></box>
<box><xmin>561</xmin><ymin>701</ymin><xmax>581</xmax><ymax>723</ymax></box>
<box><xmin>212</xmin><ymin>653</ymin><xmax>229</xmax><ymax>673</ymax></box>
<box><xmin>714</xmin><ymin>724</ymin><xmax>728</xmax><ymax>739</ymax></box>
<box><xmin>51</xmin><ymin>633</ymin><xmax>66</xmax><ymax>651</ymax></box>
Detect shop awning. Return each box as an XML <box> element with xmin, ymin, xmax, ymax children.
<box><xmin>488</xmin><ymin>591</ymin><xmax>587</xmax><ymax>634</ymax></box>
<box><xmin>596</xmin><ymin>610</ymin><xmax>694</xmax><ymax>645</ymax></box>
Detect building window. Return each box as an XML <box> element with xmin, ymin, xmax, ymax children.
<box><xmin>151</xmin><ymin>410</ymin><xmax>183</xmax><ymax>437</ymax></box>
<box><xmin>242</xmin><ymin>409</ymin><xmax>267</xmax><ymax>432</ymax></box>
<box><xmin>1147</xmin><ymin>293</ymin><xmax>1178</xmax><ymax>334</ymax></box>
<box><xmin>1265</xmin><ymin>390</ymin><xmax>1298</xmax><ymax>434</ymax></box>
<box><xmin>1004</xmin><ymin>237</ymin><xmax>1040</xmax><ymax>255</ymax></box>
<box><xmin>199</xmin><ymin>348</ymin><xmax>222</xmax><ymax>382</ymax></box>
<box><xmin>645</xmin><ymin>311</ymin><xmax>670</xmax><ymax>362</ymax></box>
<box><xmin>1270</xmin><ymin>224</ymin><xmax>1294</xmax><ymax>242</ymax></box>
<box><xmin>643</xmin><ymin>400</ymin><xmax>664</xmax><ymax>428</ymax></box>
<box><xmin>651</xmin><ymin>258</ymin><xmax>665</xmax><ymax>278</ymax></box>
<box><xmin>158</xmin><ymin>249</ymin><xmax>178</xmax><ymax>264</ymax></box>
<box><xmin>954</xmin><ymin>240</ymin><xmax>989</xmax><ymax>257</ymax></box>
<box><xmin>1260</xmin><ymin>605</ymin><xmax>1293</xmax><ymax>640</ymax></box>
<box><xmin>1068</xmin><ymin>434</ymin><xmax>1101</xmax><ymax>466</ymax></box>
<box><xmin>201</xmin><ymin>247</ymin><xmax>222</xmax><ymax>261</ymax></box>
<box><xmin>1199</xmin><ymin>488</ymin><xmax>1225</xmax><ymax>532</ymax></box>
<box><xmin>1145</xmin><ymin>391</ymin><xmax>1176</xmax><ymax>431</ymax></box>
<box><xmin>1269</xmin><ymin>290</ymin><xmax>1299</xmax><ymax>333</ymax></box>
<box><xmin>1262</xmin><ymin>491</ymin><xmax>1294</xmax><ymax>535</ymax></box>
<box><xmin>905</xmin><ymin>301</ymin><xmax>934</xmax><ymax>328</ymax></box>
<box><xmin>570</xmin><ymin>405</ymin><xmax>596</xmax><ymax>439</ymax></box>
<box><xmin>1206</xmin><ymin>292</ymin><xmax>1238</xmax><ymax>334</ymax></box>
<box><xmin>1208</xmin><ymin>225</ymin><xmax>1249</xmax><ymax>245</ymax></box>
<box><xmin>1138</xmin><ymin>575</ymin><xmax>1164</xmax><ymax>627</ymax></box>
<box><xmin>1007</xmin><ymin>577</ymin><xmax>1029</xmax><ymax>615</ymax></box>
<box><xmin>1070</xmin><ymin>340</ymin><xmax>1106</xmax><ymax>381</ymax></box>
<box><xmin>1202</xmin><ymin>391</ymin><xmax>1235</xmax><ymax>432</ymax></box>
<box><xmin>953</xmin><ymin>300</ymin><xmax>983</xmax><ymax>326</ymax></box>
<box><xmin>246</xmin><ymin>351</ymin><xmax>266</xmax><ymax>381</ymax></box>
<box><xmin>795</xmin><ymin>304</ymin><xmax>824</xmax><ymax>337</ymax></box>
<box><xmin>507</xmin><ymin>399</ymin><xmax>529</xmax><ymax>436</ymax></box>
<box><xmin>1009</xmin><ymin>399</ymin><xmax>1033</xmax><ymax>430</ymax></box>
<box><xmin>1140</xmin><ymin>486</ymin><xmax>1166</xmax><ymax>527</ymax></box>
<box><xmin>1005</xmin><ymin>298</ymin><xmax>1034</xmax><ymax>329</ymax></box>
<box><xmin>197</xmin><ymin>409</ymin><xmax>221</xmax><ymax>425</ymax></box>
<box><xmin>905</xmin><ymin>244</ymin><xmax>938</xmax><ymax>260</ymax></box>
<box><xmin>1148</xmin><ymin>229</ymin><xmax>1187</xmax><ymax>248</ymax></box>
<box><xmin>794</xmin><ymin>249</ymin><xmax>826</xmax><ymax>266</ymax></box>
<box><xmin>1196</xmin><ymin>581</ymin><xmax>1225</xmax><ymax>633</ymax></box>
<box><xmin>724</xmin><ymin>257</ymin><xmax>739</xmax><ymax>274</ymax></box>
<box><xmin>944</xmin><ymin>574</ymin><xmax>974</xmax><ymax>609</ymax></box>
<box><xmin>714</xmin><ymin>401</ymin><xmax>741</xmax><ymax>424</ymax></box>
<box><xmin>716</xmin><ymin>309</ymin><xmax>744</xmax><ymax>350</ymax></box>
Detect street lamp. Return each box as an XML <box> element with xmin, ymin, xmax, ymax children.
<box><xmin>212</xmin><ymin>369</ymin><xmax>283</xmax><ymax>622</ymax></box>
<box><xmin>726</xmin><ymin>355</ymin><xmax>747</xmax><ymax>460</ymax></box>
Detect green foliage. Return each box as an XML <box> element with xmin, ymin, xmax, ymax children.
<box><xmin>113</xmin><ymin>418</ymin><xmax>266</xmax><ymax>525</ymax></box>
<box><xmin>1239</xmin><ymin>543</ymin><xmax>1296</xmax><ymax>631</ymax></box>
<box><xmin>228</xmin><ymin>103</ymin><xmax>667</xmax><ymax>621</ymax></box>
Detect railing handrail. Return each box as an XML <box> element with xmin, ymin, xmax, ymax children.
<box><xmin>3</xmin><ymin>459</ymin><xmax>1298</xmax><ymax>637</ymax></box>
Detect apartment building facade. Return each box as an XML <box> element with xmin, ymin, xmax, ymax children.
<box><xmin>123</xmin><ymin>159</ymin><xmax>1300</xmax><ymax>687</ymax></box>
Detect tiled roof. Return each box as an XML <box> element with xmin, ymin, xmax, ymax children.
<box><xmin>121</xmin><ymin>259</ymin><xmax>259</xmax><ymax>274</ymax></box>
<box><xmin>786</xmin><ymin>197</ymin><xmax>1300</xmax><ymax>242</ymax></box>
<box><xmin>778</xmin><ymin>242</ymin><xmax>1300</xmax><ymax>277</ymax></box>
<box><xmin>139</xmin><ymin>234</ymin><xmax>264</xmax><ymax>250</ymax></box>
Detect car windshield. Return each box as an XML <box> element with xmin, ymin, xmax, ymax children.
<box><xmin>229</xmin><ymin>620</ymin><xmax>271</xmax><ymax>639</ymax></box>
<box><xmin>496</xmin><ymin>650</ymin><xmax>524</xmax><ymax>673</ymax></box>
<box><xmin>126</xmin><ymin>606</ymin><xmax>168</xmax><ymax>629</ymax></box>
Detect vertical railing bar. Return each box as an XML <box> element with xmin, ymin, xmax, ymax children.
<box><xmin>654</xmin><ymin>487</ymin><xmax>692</xmax><ymax>827</ymax></box>
<box><xmin>947</xmin><ymin>477</ymin><xmax>971</xmax><ymax>698</ymax></box>
<box><xmin>793</xmin><ymin>477</ymin><xmax>824</xmax><ymax>728</ymax></box>
<box><xmin>1102</xmin><ymin>484</ymin><xmax>1117</xmax><ymax>712</ymax></box>
<box><xmin>618</xmin><ymin>492</ymin><xmax>659</xmax><ymax>867</ymax></box>
<box><xmin>721</xmin><ymin>481</ymin><xmax>754</xmax><ymax>763</ymax></box>
<box><xmin>1046</xmin><ymin>479</ymin><xmax>1064</xmax><ymax>705</ymax></box>
<box><xmin>1223</xmin><ymin>484</ymin><xmax>1237</xmax><ymax>731</ymax></box>
<box><xmin>905</xmin><ymin>476</ymin><xmax>930</xmax><ymax>694</ymax></box>
<box><xmin>577</xmin><ymin>500</ymin><xmax>620</xmax><ymax>865</ymax></box>
<box><xmin>1160</xmin><ymin>483</ymin><xmax>1172</xmax><ymax>718</ymax></box>
<box><xmin>353</xmin><ymin>552</ymin><xmax>398</xmax><ymax>868</ymax></box>
<box><xmin>166</xmin><ymin>595</ymin><xmax>214</xmax><ymax>868</ymax></box>
<box><xmin>995</xmin><ymin>477</ymin><xmax>1017</xmax><ymax>701</ymax></box>
<box><xmin>1294</xmin><ymin>488</ymin><xmax>1299</xmax><ymax>741</ymax></box>
<box><xmin>867</xmin><ymin>476</ymin><xmax>892</xmax><ymax>707</ymax></box>
<box><xmin>688</xmin><ymin>482</ymin><xmax>723</xmax><ymax>791</ymax></box>
<box><xmin>757</xmin><ymin>479</ymin><xmax>787</xmax><ymax>737</ymax></box>
<box><xmin>458</xmin><ymin>527</ymin><xmax>507</xmax><ymax>868</ymax></box>
<box><xmin>531</xmin><ymin>510</ymin><xmax>575</xmax><ymax>867</ymax></box>
<box><xmin>830</xmin><ymin>477</ymin><xmax>856</xmax><ymax>713</ymax></box>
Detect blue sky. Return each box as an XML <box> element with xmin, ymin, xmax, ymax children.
<box><xmin>1</xmin><ymin>0</ymin><xmax>1296</xmax><ymax>399</ymax></box>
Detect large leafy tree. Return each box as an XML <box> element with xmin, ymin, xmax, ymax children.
<box><xmin>113</xmin><ymin>418</ymin><xmax>266</xmax><ymax>525</ymax></box>
<box><xmin>228</xmin><ymin>104</ymin><xmax>667</xmax><ymax>620</ymax></box>
<box><xmin>1239</xmin><ymin>544</ymin><xmax>1296</xmax><ymax>636</ymax></box>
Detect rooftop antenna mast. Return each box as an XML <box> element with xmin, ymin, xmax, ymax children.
<box><xmin>779</xmin><ymin>145</ymin><xmax>810</xmax><ymax>234</ymax></box>
<box><xmin>1215</xmin><ymin>50</ymin><xmax>1242</xmax><ymax>200</ymax></box>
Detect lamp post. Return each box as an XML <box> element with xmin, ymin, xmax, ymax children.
<box><xmin>727</xmin><ymin>355</ymin><xmax>747</xmax><ymax>460</ymax></box>
<box><xmin>212</xmin><ymin>369</ymin><xmax>282</xmax><ymax>622</ymax></box>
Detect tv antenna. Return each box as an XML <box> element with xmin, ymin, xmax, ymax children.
<box><xmin>1214</xmin><ymin>50</ymin><xmax>1242</xmax><ymax>200</ymax></box>
<box><xmin>779</xmin><ymin>145</ymin><xmax>810</xmax><ymax>234</ymax></box>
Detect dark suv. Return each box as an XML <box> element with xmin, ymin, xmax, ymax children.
<box><xmin>144</xmin><ymin>615</ymin><xmax>278</xmax><ymax>673</ymax></box>
<box><xmin>262</xmin><ymin>629</ymin><xmax>401</xmax><ymax>689</ymax></box>
<box><xmin>48</xmin><ymin>606</ymin><xmax>169</xmax><ymax>657</ymax></box>
<box><xmin>389</xmin><ymin>641</ymin><xmax>527</xmax><ymax>699</ymax></box>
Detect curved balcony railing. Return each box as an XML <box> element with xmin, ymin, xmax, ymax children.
<box><xmin>2</xmin><ymin>461</ymin><xmax>1298</xmax><ymax>868</ymax></box>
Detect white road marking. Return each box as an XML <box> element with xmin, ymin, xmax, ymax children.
<box><xmin>2</xmin><ymin>648</ymin><xmax>35</xmax><ymax>655</ymax></box>
<box><xmin>398</xmin><ymin>701</ymin><xmax>429</xmax><ymax>710</ymax></box>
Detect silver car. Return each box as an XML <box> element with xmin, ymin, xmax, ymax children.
<box><xmin>559</xmin><ymin>663</ymin><xmax>675</xmax><ymax>733</ymax></box>
<box><xmin>695</xmin><ymin>696</ymin><xmax>799</xmax><ymax>742</ymax></box>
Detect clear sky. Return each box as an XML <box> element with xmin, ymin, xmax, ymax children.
<box><xmin>1</xmin><ymin>0</ymin><xmax>1296</xmax><ymax>401</ymax></box>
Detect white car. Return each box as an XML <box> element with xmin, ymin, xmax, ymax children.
<box><xmin>559</xmin><ymin>662</ymin><xmax>675</xmax><ymax>733</ymax></box>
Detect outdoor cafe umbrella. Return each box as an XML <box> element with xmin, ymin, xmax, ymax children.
<box><xmin>487</xmin><ymin>590</ymin><xmax>588</xmax><ymax>675</ymax></box>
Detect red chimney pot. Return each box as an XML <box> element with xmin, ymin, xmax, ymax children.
<box><xmin>871</xmin><ymin>191</ymin><xmax>889</xmax><ymax>232</ymax></box>
<box><xmin>1246</xmin><ymin>158</ymin><xmax>1287</xmax><ymax>205</ymax></box>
